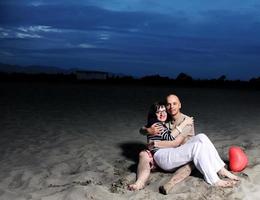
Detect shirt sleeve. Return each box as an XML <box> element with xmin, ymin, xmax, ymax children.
<box><xmin>181</xmin><ymin>123</ymin><xmax>195</xmax><ymax>137</ymax></box>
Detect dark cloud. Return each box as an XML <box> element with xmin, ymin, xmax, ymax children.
<box><xmin>0</xmin><ymin>2</ymin><xmax>260</xmax><ymax>80</ymax></box>
<box><xmin>0</xmin><ymin>4</ymin><xmax>163</xmax><ymax>31</ymax></box>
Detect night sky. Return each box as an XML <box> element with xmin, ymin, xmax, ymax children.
<box><xmin>1</xmin><ymin>0</ymin><xmax>260</xmax><ymax>80</ymax></box>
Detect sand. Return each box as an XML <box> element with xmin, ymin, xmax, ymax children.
<box><xmin>0</xmin><ymin>82</ymin><xmax>260</xmax><ymax>200</ymax></box>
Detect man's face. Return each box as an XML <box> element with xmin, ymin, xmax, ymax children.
<box><xmin>166</xmin><ymin>95</ymin><xmax>181</xmax><ymax>116</ymax></box>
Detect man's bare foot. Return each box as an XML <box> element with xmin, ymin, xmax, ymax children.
<box><xmin>128</xmin><ymin>181</ymin><xmax>145</xmax><ymax>191</ymax></box>
<box><xmin>218</xmin><ymin>168</ymin><xmax>239</xmax><ymax>181</ymax></box>
<box><xmin>214</xmin><ymin>179</ymin><xmax>237</xmax><ymax>188</ymax></box>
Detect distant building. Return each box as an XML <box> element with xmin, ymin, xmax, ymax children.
<box><xmin>75</xmin><ymin>70</ymin><xmax>108</xmax><ymax>80</ymax></box>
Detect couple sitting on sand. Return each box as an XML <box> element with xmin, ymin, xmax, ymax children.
<box><xmin>128</xmin><ymin>94</ymin><xmax>239</xmax><ymax>194</ymax></box>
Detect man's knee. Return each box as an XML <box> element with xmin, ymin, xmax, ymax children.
<box><xmin>196</xmin><ymin>133</ymin><xmax>209</xmax><ymax>142</ymax></box>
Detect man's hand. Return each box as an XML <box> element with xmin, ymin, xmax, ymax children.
<box><xmin>147</xmin><ymin>123</ymin><xmax>164</xmax><ymax>135</ymax></box>
<box><xmin>147</xmin><ymin>141</ymin><xmax>155</xmax><ymax>151</ymax></box>
<box><xmin>147</xmin><ymin>140</ymin><xmax>161</xmax><ymax>150</ymax></box>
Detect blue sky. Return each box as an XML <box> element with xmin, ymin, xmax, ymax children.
<box><xmin>1</xmin><ymin>0</ymin><xmax>260</xmax><ymax>80</ymax></box>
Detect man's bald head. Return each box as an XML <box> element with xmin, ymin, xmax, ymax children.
<box><xmin>166</xmin><ymin>94</ymin><xmax>181</xmax><ymax>117</ymax></box>
<box><xmin>166</xmin><ymin>94</ymin><xmax>181</xmax><ymax>104</ymax></box>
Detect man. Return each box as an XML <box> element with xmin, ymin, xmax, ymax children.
<box><xmin>154</xmin><ymin>94</ymin><xmax>238</xmax><ymax>189</ymax></box>
<box><xmin>128</xmin><ymin>94</ymin><xmax>194</xmax><ymax>194</ymax></box>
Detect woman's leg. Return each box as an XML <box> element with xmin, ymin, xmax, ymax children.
<box><xmin>128</xmin><ymin>150</ymin><xmax>153</xmax><ymax>190</ymax></box>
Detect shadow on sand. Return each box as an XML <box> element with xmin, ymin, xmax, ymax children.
<box><xmin>118</xmin><ymin>141</ymin><xmax>146</xmax><ymax>172</ymax></box>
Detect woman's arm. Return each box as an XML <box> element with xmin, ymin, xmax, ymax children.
<box><xmin>139</xmin><ymin>123</ymin><xmax>164</xmax><ymax>135</ymax></box>
<box><xmin>147</xmin><ymin>117</ymin><xmax>194</xmax><ymax>149</ymax></box>
<box><xmin>170</xmin><ymin>117</ymin><xmax>194</xmax><ymax>138</ymax></box>
<box><xmin>141</xmin><ymin>116</ymin><xmax>193</xmax><ymax>137</ymax></box>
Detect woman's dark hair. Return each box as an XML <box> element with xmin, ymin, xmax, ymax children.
<box><xmin>146</xmin><ymin>102</ymin><xmax>167</xmax><ymax>127</ymax></box>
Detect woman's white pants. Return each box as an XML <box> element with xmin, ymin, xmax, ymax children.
<box><xmin>153</xmin><ymin>134</ymin><xmax>225</xmax><ymax>185</ymax></box>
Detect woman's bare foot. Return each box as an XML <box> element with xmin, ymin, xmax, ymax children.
<box><xmin>128</xmin><ymin>181</ymin><xmax>145</xmax><ymax>191</ymax></box>
<box><xmin>214</xmin><ymin>179</ymin><xmax>237</xmax><ymax>188</ymax></box>
<box><xmin>218</xmin><ymin>167</ymin><xmax>239</xmax><ymax>181</ymax></box>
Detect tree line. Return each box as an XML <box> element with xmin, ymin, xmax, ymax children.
<box><xmin>0</xmin><ymin>71</ymin><xmax>259</xmax><ymax>89</ymax></box>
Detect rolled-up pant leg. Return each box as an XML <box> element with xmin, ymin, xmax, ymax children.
<box><xmin>192</xmin><ymin>134</ymin><xmax>225</xmax><ymax>184</ymax></box>
<box><xmin>193</xmin><ymin>134</ymin><xmax>225</xmax><ymax>174</ymax></box>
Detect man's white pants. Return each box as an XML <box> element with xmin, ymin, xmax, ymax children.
<box><xmin>153</xmin><ymin>134</ymin><xmax>225</xmax><ymax>185</ymax></box>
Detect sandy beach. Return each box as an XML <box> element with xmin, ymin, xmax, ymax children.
<box><xmin>0</xmin><ymin>82</ymin><xmax>260</xmax><ymax>200</ymax></box>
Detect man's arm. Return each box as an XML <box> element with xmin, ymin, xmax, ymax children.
<box><xmin>159</xmin><ymin>163</ymin><xmax>194</xmax><ymax>195</ymax></box>
<box><xmin>152</xmin><ymin>134</ymin><xmax>186</xmax><ymax>148</ymax></box>
<box><xmin>141</xmin><ymin>117</ymin><xmax>193</xmax><ymax>137</ymax></box>
<box><xmin>163</xmin><ymin>116</ymin><xmax>194</xmax><ymax>145</ymax></box>
<box><xmin>147</xmin><ymin>118</ymin><xmax>194</xmax><ymax>149</ymax></box>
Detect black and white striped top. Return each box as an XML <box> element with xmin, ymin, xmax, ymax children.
<box><xmin>147</xmin><ymin>122</ymin><xmax>175</xmax><ymax>154</ymax></box>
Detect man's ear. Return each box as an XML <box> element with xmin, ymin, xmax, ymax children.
<box><xmin>179</xmin><ymin>102</ymin><xmax>182</xmax><ymax>109</ymax></box>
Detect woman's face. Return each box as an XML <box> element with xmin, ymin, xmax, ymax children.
<box><xmin>155</xmin><ymin>105</ymin><xmax>167</xmax><ymax>122</ymax></box>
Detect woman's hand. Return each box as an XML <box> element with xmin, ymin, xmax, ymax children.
<box><xmin>147</xmin><ymin>123</ymin><xmax>164</xmax><ymax>135</ymax></box>
<box><xmin>149</xmin><ymin>138</ymin><xmax>185</xmax><ymax>148</ymax></box>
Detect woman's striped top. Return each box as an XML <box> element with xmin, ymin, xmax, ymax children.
<box><xmin>147</xmin><ymin>122</ymin><xmax>175</xmax><ymax>154</ymax></box>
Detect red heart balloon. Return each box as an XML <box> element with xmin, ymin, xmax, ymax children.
<box><xmin>229</xmin><ymin>146</ymin><xmax>248</xmax><ymax>172</ymax></box>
